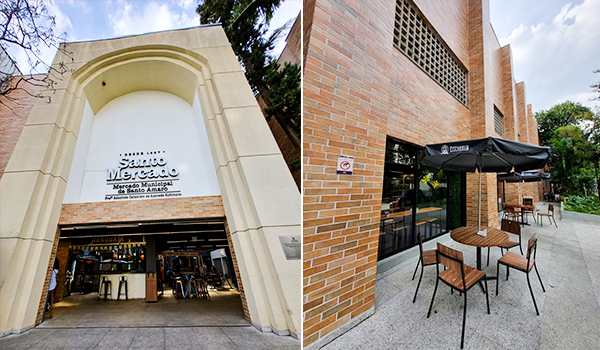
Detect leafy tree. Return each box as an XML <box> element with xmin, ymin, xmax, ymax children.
<box><xmin>592</xmin><ymin>69</ymin><xmax>600</xmax><ymax>102</ymax></box>
<box><xmin>196</xmin><ymin>0</ymin><xmax>300</xmax><ymax>154</ymax></box>
<box><xmin>548</xmin><ymin>125</ymin><xmax>596</xmax><ymax>195</ymax></box>
<box><xmin>1</xmin><ymin>0</ymin><xmax>72</xmax><ymax>107</ymax></box>
<box><xmin>534</xmin><ymin>101</ymin><xmax>593</xmax><ymax>146</ymax></box>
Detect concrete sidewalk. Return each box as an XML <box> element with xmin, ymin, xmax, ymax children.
<box><xmin>0</xmin><ymin>326</ymin><xmax>301</xmax><ymax>349</ymax></box>
<box><xmin>320</xmin><ymin>201</ymin><xmax>600</xmax><ymax>350</ymax></box>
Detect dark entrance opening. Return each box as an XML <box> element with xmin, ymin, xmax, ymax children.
<box><xmin>44</xmin><ymin>219</ymin><xmax>247</xmax><ymax>327</ymax></box>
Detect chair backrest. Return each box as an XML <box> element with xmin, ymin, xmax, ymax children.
<box><xmin>548</xmin><ymin>204</ymin><xmax>554</xmax><ymax>213</ymax></box>
<box><xmin>501</xmin><ymin>219</ymin><xmax>521</xmax><ymax>236</ymax></box>
<box><xmin>526</xmin><ymin>233</ymin><xmax>538</xmax><ymax>260</ymax></box>
<box><xmin>417</xmin><ymin>230</ymin><xmax>424</xmax><ymax>257</ymax></box>
<box><xmin>436</xmin><ymin>243</ymin><xmax>463</xmax><ymax>273</ymax></box>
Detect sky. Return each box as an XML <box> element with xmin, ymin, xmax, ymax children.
<box><xmin>9</xmin><ymin>0</ymin><xmax>300</xmax><ymax>76</ymax></box>
<box><xmin>489</xmin><ymin>0</ymin><xmax>600</xmax><ymax>114</ymax></box>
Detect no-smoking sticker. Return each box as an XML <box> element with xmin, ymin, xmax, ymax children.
<box><xmin>336</xmin><ymin>155</ymin><xmax>354</xmax><ymax>175</ymax></box>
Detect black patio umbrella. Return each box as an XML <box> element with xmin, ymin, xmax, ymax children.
<box><xmin>421</xmin><ymin>137</ymin><xmax>551</xmax><ymax>231</ymax></box>
<box><xmin>497</xmin><ymin>171</ymin><xmax>551</xmax><ymax>183</ymax></box>
<box><xmin>498</xmin><ymin>171</ymin><xmax>551</xmax><ymax>209</ymax></box>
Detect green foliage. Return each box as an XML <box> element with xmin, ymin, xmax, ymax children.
<box><xmin>564</xmin><ymin>195</ymin><xmax>600</xmax><ymax>215</ymax></box>
<box><xmin>196</xmin><ymin>1</ymin><xmax>300</xmax><ymax>153</ymax></box>
<box><xmin>548</xmin><ymin>135</ymin><xmax>591</xmax><ymax>195</ymax></box>
<box><xmin>448</xmin><ymin>172</ymin><xmax>462</xmax><ymax>228</ymax></box>
<box><xmin>264</xmin><ymin>61</ymin><xmax>300</xmax><ymax>133</ymax></box>
<box><xmin>554</xmin><ymin>125</ymin><xmax>584</xmax><ymax>140</ymax></box>
<box><xmin>534</xmin><ymin>101</ymin><xmax>593</xmax><ymax>146</ymax></box>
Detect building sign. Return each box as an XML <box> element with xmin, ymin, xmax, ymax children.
<box><xmin>105</xmin><ymin>151</ymin><xmax>182</xmax><ymax>201</ymax></box>
<box><xmin>336</xmin><ymin>155</ymin><xmax>354</xmax><ymax>175</ymax></box>
<box><xmin>279</xmin><ymin>236</ymin><xmax>300</xmax><ymax>260</ymax></box>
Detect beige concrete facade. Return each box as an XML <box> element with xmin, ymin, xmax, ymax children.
<box><xmin>0</xmin><ymin>25</ymin><xmax>300</xmax><ymax>337</ymax></box>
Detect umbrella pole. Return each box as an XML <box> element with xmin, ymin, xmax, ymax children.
<box><xmin>478</xmin><ymin>170</ymin><xmax>482</xmax><ymax>231</ymax></box>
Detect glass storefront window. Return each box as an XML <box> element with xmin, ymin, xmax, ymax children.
<box><xmin>416</xmin><ymin>167</ymin><xmax>447</xmax><ymax>241</ymax></box>
<box><xmin>379</xmin><ymin>138</ymin><xmax>459</xmax><ymax>261</ymax></box>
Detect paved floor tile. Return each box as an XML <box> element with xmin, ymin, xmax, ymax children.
<box><xmin>319</xmin><ymin>202</ymin><xmax>600</xmax><ymax>350</ymax></box>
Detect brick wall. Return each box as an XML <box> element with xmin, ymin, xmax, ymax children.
<box><xmin>303</xmin><ymin>0</ymin><xmax>316</xmax><ymax>70</ymax></box>
<box><xmin>54</xmin><ymin>239</ymin><xmax>71</xmax><ymax>303</ymax></box>
<box><xmin>59</xmin><ymin>196</ymin><xmax>225</xmax><ymax>225</ymax></box>
<box><xmin>0</xmin><ymin>75</ymin><xmax>45</xmax><ymax>178</ymax></box>
<box><xmin>279</xmin><ymin>16</ymin><xmax>301</xmax><ymax>65</ymax></box>
<box><xmin>224</xmin><ymin>219</ymin><xmax>251</xmax><ymax>323</ymax></box>
<box><xmin>303</xmin><ymin>0</ymin><xmax>539</xmax><ymax>347</ymax></box>
<box><xmin>35</xmin><ymin>228</ymin><xmax>61</xmax><ymax>325</ymax></box>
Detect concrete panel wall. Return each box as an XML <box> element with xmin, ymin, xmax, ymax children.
<box><xmin>1</xmin><ymin>25</ymin><xmax>300</xmax><ymax>337</ymax></box>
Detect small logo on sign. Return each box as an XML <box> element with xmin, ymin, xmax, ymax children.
<box><xmin>441</xmin><ymin>145</ymin><xmax>449</xmax><ymax>155</ymax></box>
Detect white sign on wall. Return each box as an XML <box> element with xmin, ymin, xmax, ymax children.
<box><xmin>104</xmin><ymin>151</ymin><xmax>182</xmax><ymax>201</ymax></box>
<box><xmin>336</xmin><ymin>155</ymin><xmax>354</xmax><ymax>175</ymax></box>
<box><xmin>63</xmin><ymin>91</ymin><xmax>221</xmax><ymax>203</ymax></box>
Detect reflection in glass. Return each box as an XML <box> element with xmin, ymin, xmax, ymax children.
<box><xmin>416</xmin><ymin>167</ymin><xmax>447</xmax><ymax>241</ymax></box>
<box><xmin>378</xmin><ymin>138</ymin><xmax>455</xmax><ymax>261</ymax></box>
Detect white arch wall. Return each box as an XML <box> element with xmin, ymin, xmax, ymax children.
<box><xmin>64</xmin><ymin>91</ymin><xmax>220</xmax><ymax>203</ymax></box>
<box><xmin>0</xmin><ymin>26</ymin><xmax>300</xmax><ymax>337</ymax></box>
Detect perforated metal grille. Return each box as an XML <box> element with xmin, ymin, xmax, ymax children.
<box><xmin>393</xmin><ymin>0</ymin><xmax>467</xmax><ymax>105</ymax></box>
<box><xmin>494</xmin><ymin>107</ymin><xmax>503</xmax><ymax>136</ymax></box>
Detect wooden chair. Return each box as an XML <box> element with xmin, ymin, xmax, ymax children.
<box><xmin>503</xmin><ymin>206</ymin><xmax>522</xmax><ymax>222</ymax></box>
<box><xmin>427</xmin><ymin>243</ymin><xmax>490</xmax><ymax>349</ymax></box>
<box><xmin>496</xmin><ymin>233</ymin><xmax>546</xmax><ymax>315</ymax></box>
<box><xmin>537</xmin><ymin>204</ymin><xmax>557</xmax><ymax>228</ymax></box>
<box><xmin>412</xmin><ymin>231</ymin><xmax>436</xmax><ymax>303</ymax></box>
<box><xmin>521</xmin><ymin>206</ymin><xmax>536</xmax><ymax>224</ymax></box>
<box><xmin>487</xmin><ymin>219</ymin><xmax>523</xmax><ymax>266</ymax></box>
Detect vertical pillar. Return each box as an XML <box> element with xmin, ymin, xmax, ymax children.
<box><xmin>145</xmin><ymin>237</ymin><xmax>156</xmax><ymax>273</ymax></box>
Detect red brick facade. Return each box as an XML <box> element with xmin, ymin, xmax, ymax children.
<box><xmin>58</xmin><ymin>196</ymin><xmax>225</xmax><ymax>225</ymax></box>
<box><xmin>302</xmin><ymin>0</ymin><xmax>542</xmax><ymax>347</ymax></box>
<box><xmin>0</xmin><ymin>75</ymin><xmax>45</xmax><ymax>178</ymax></box>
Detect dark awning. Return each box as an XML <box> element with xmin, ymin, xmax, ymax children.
<box><xmin>497</xmin><ymin>171</ymin><xmax>551</xmax><ymax>183</ymax></box>
<box><xmin>421</xmin><ymin>137</ymin><xmax>551</xmax><ymax>173</ymax></box>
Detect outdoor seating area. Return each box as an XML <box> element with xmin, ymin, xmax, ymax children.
<box><xmin>321</xmin><ymin>201</ymin><xmax>600</xmax><ymax>349</ymax></box>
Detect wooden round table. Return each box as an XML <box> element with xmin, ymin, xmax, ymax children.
<box><xmin>451</xmin><ymin>226</ymin><xmax>509</xmax><ymax>288</ymax></box>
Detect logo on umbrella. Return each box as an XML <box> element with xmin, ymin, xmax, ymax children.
<box><xmin>441</xmin><ymin>145</ymin><xmax>449</xmax><ymax>155</ymax></box>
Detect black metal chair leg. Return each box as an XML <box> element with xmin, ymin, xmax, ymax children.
<box><xmin>413</xmin><ymin>261</ymin><xmax>424</xmax><ymax>303</ymax></box>
<box><xmin>496</xmin><ymin>262</ymin><xmax>500</xmax><ymax>295</ymax></box>
<box><xmin>484</xmin><ymin>278</ymin><xmax>490</xmax><ymax>314</ymax></box>
<box><xmin>427</xmin><ymin>278</ymin><xmax>440</xmax><ymax>318</ymax></box>
<box><xmin>412</xmin><ymin>257</ymin><xmax>421</xmax><ymax>280</ymax></box>
<box><xmin>534</xmin><ymin>264</ymin><xmax>546</xmax><ymax>292</ymax></box>
<box><xmin>553</xmin><ymin>216</ymin><xmax>558</xmax><ymax>228</ymax></box>
<box><xmin>527</xmin><ymin>273</ymin><xmax>540</xmax><ymax>315</ymax></box>
<box><xmin>487</xmin><ymin>247</ymin><xmax>490</xmax><ymax>266</ymax></box>
<box><xmin>461</xmin><ymin>291</ymin><xmax>467</xmax><ymax>349</ymax></box>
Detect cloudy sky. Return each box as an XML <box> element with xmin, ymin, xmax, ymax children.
<box><xmin>489</xmin><ymin>0</ymin><xmax>600</xmax><ymax>113</ymax></box>
<box><xmin>9</xmin><ymin>0</ymin><xmax>300</xmax><ymax>76</ymax></box>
